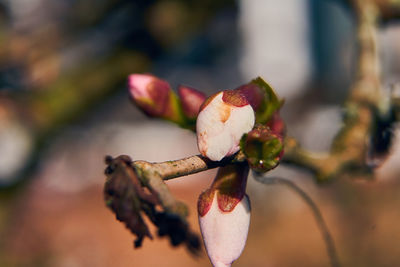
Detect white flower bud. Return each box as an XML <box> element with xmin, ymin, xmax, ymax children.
<box><xmin>196</xmin><ymin>91</ymin><xmax>255</xmax><ymax>161</ymax></box>
<box><xmin>198</xmin><ymin>193</ymin><xmax>251</xmax><ymax>267</ymax></box>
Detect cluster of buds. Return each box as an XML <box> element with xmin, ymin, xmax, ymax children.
<box><xmin>194</xmin><ymin>78</ymin><xmax>284</xmax><ymax>266</ymax></box>
<box><xmin>128</xmin><ymin>74</ymin><xmax>285</xmax><ymax>267</ymax></box>
<box><xmin>195</xmin><ymin>77</ymin><xmax>285</xmax><ymax>169</ymax></box>
<box><xmin>128</xmin><ymin>74</ymin><xmax>206</xmax><ymax>130</ymax></box>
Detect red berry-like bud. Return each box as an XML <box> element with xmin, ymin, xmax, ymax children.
<box><xmin>178</xmin><ymin>85</ymin><xmax>207</xmax><ymax>119</ymax></box>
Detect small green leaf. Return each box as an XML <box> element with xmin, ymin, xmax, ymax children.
<box><xmin>250</xmin><ymin>77</ymin><xmax>284</xmax><ymax>124</ymax></box>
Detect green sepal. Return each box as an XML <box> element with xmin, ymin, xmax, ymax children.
<box><xmin>162</xmin><ymin>91</ymin><xmax>197</xmax><ymax>131</ymax></box>
<box><xmin>250</xmin><ymin>77</ymin><xmax>284</xmax><ymax>124</ymax></box>
<box><xmin>240</xmin><ymin>124</ymin><xmax>284</xmax><ymax>173</ymax></box>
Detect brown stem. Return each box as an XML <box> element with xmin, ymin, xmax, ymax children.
<box><xmin>350</xmin><ymin>0</ymin><xmax>381</xmax><ymax>104</ymax></box>
<box><xmin>151</xmin><ymin>155</ymin><xmax>214</xmax><ymax>180</ymax></box>
<box><xmin>134</xmin><ymin>153</ymin><xmax>246</xmax><ymax>181</ymax></box>
<box><xmin>282</xmin><ymin>0</ymin><xmax>387</xmax><ymax>181</ymax></box>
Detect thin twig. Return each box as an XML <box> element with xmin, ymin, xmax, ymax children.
<box><xmin>133</xmin><ymin>152</ymin><xmax>246</xmax><ymax>181</ymax></box>
<box><xmin>253</xmin><ymin>175</ymin><xmax>340</xmax><ymax>267</ymax></box>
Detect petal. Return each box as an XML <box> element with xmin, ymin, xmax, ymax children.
<box><xmin>196</xmin><ymin>92</ymin><xmax>255</xmax><ymax>161</ymax></box>
<box><xmin>199</xmin><ymin>193</ymin><xmax>251</xmax><ymax>267</ymax></box>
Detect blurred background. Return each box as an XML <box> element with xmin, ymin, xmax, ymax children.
<box><xmin>0</xmin><ymin>0</ymin><xmax>400</xmax><ymax>266</ymax></box>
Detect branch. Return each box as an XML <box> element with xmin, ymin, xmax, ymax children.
<box><xmin>104</xmin><ymin>155</ymin><xmax>203</xmax><ymax>254</ymax></box>
<box><xmin>253</xmin><ymin>175</ymin><xmax>340</xmax><ymax>267</ymax></box>
<box><xmin>134</xmin><ymin>152</ymin><xmax>246</xmax><ymax>181</ymax></box>
<box><xmin>103</xmin><ymin>152</ymin><xmax>248</xmax><ymax>253</ymax></box>
<box><xmin>282</xmin><ymin>0</ymin><xmax>397</xmax><ymax>181</ymax></box>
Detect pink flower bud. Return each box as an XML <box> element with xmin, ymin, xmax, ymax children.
<box><xmin>196</xmin><ymin>91</ymin><xmax>255</xmax><ymax>161</ymax></box>
<box><xmin>235</xmin><ymin>83</ymin><xmax>265</xmax><ymax>111</ymax></box>
<box><xmin>198</xmin><ymin>165</ymin><xmax>250</xmax><ymax>267</ymax></box>
<box><xmin>128</xmin><ymin>74</ymin><xmax>170</xmax><ymax>116</ymax></box>
<box><xmin>266</xmin><ymin>111</ymin><xmax>286</xmax><ymax>137</ymax></box>
<box><xmin>178</xmin><ymin>85</ymin><xmax>207</xmax><ymax>119</ymax></box>
<box><xmin>235</xmin><ymin>77</ymin><xmax>284</xmax><ymax>125</ymax></box>
<box><xmin>128</xmin><ymin>74</ymin><xmax>182</xmax><ymax>123</ymax></box>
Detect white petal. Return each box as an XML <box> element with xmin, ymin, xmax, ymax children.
<box><xmin>225</xmin><ymin>104</ymin><xmax>255</xmax><ymax>156</ymax></box>
<box><xmin>196</xmin><ymin>92</ymin><xmax>255</xmax><ymax>161</ymax></box>
<box><xmin>199</xmin><ymin>194</ymin><xmax>251</xmax><ymax>267</ymax></box>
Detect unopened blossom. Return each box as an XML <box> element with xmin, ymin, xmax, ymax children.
<box><xmin>196</xmin><ymin>90</ymin><xmax>255</xmax><ymax>161</ymax></box>
<box><xmin>178</xmin><ymin>85</ymin><xmax>207</xmax><ymax>119</ymax></box>
<box><xmin>235</xmin><ymin>77</ymin><xmax>283</xmax><ymax>125</ymax></box>
<box><xmin>128</xmin><ymin>74</ymin><xmax>182</xmax><ymax>123</ymax></box>
<box><xmin>198</xmin><ymin>164</ymin><xmax>250</xmax><ymax>267</ymax></box>
<box><xmin>266</xmin><ymin>111</ymin><xmax>286</xmax><ymax>138</ymax></box>
<box><xmin>241</xmin><ymin>124</ymin><xmax>284</xmax><ymax>172</ymax></box>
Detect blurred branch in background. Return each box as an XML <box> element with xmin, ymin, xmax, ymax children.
<box><xmin>283</xmin><ymin>0</ymin><xmax>400</xmax><ymax>181</ymax></box>
<box><xmin>253</xmin><ymin>175</ymin><xmax>340</xmax><ymax>267</ymax></box>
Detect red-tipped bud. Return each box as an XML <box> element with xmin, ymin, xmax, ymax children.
<box><xmin>196</xmin><ymin>91</ymin><xmax>255</xmax><ymax>161</ymax></box>
<box><xmin>266</xmin><ymin>111</ymin><xmax>286</xmax><ymax>138</ymax></box>
<box><xmin>178</xmin><ymin>85</ymin><xmax>207</xmax><ymax>119</ymax></box>
<box><xmin>235</xmin><ymin>83</ymin><xmax>265</xmax><ymax>111</ymax></box>
<box><xmin>236</xmin><ymin>77</ymin><xmax>284</xmax><ymax>124</ymax></box>
<box><xmin>128</xmin><ymin>74</ymin><xmax>182</xmax><ymax>123</ymax></box>
<box><xmin>198</xmin><ymin>165</ymin><xmax>250</xmax><ymax>267</ymax></box>
<box><xmin>128</xmin><ymin>74</ymin><xmax>170</xmax><ymax>117</ymax></box>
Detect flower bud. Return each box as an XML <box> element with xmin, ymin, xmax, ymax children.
<box><xmin>240</xmin><ymin>124</ymin><xmax>284</xmax><ymax>172</ymax></box>
<box><xmin>178</xmin><ymin>85</ymin><xmax>207</xmax><ymax>120</ymax></box>
<box><xmin>266</xmin><ymin>111</ymin><xmax>286</xmax><ymax>138</ymax></box>
<box><xmin>128</xmin><ymin>74</ymin><xmax>182</xmax><ymax>123</ymax></box>
<box><xmin>196</xmin><ymin>91</ymin><xmax>255</xmax><ymax>161</ymax></box>
<box><xmin>236</xmin><ymin>77</ymin><xmax>284</xmax><ymax>124</ymax></box>
<box><xmin>198</xmin><ymin>165</ymin><xmax>250</xmax><ymax>267</ymax></box>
